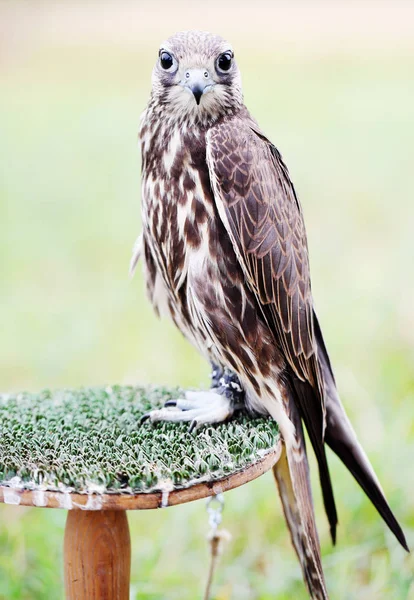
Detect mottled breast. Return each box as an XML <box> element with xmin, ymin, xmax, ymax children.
<box><xmin>140</xmin><ymin>110</ymin><xmax>285</xmax><ymax>391</ymax></box>
<box><xmin>140</xmin><ymin>114</ymin><xmax>214</xmax><ymax>329</ymax></box>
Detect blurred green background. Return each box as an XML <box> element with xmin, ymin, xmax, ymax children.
<box><xmin>0</xmin><ymin>1</ymin><xmax>413</xmax><ymax>598</ymax></box>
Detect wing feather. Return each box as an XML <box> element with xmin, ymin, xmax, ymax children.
<box><xmin>206</xmin><ymin>116</ymin><xmax>322</xmax><ymax>392</ymax></box>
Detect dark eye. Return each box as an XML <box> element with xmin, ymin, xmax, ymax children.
<box><xmin>217</xmin><ymin>52</ymin><xmax>233</xmax><ymax>72</ymax></box>
<box><xmin>160</xmin><ymin>51</ymin><xmax>174</xmax><ymax>70</ymax></box>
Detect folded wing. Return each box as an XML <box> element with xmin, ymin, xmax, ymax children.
<box><xmin>206</xmin><ymin>114</ymin><xmax>338</xmax><ymax>541</ymax></box>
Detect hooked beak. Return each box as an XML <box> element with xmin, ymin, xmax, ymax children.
<box><xmin>182</xmin><ymin>68</ymin><xmax>214</xmax><ymax>105</ymax></box>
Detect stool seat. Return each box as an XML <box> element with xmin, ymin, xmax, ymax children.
<box><xmin>0</xmin><ymin>385</ymin><xmax>281</xmax><ymax>599</ymax></box>
<box><xmin>0</xmin><ymin>385</ymin><xmax>281</xmax><ymax>508</ymax></box>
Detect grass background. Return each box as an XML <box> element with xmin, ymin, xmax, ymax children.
<box><xmin>0</xmin><ymin>1</ymin><xmax>413</xmax><ymax>598</ymax></box>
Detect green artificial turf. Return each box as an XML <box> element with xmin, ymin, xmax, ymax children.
<box><xmin>0</xmin><ymin>386</ymin><xmax>279</xmax><ymax>494</ymax></box>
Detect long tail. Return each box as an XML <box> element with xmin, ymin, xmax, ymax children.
<box><xmin>313</xmin><ymin>310</ymin><xmax>409</xmax><ymax>551</ymax></box>
<box><xmin>290</xmin><ymin>374</ymin><xmax>338</xmax><ymax>545</ymax></box>
<box><xmin>273</xmin><ymin>390</ymin><xmax>330</xmax><ymax>599</ymax></box>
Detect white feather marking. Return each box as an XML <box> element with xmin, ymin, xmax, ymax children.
<box><xmin>129</xmin><ymin>234</ymin><xmax>142</xmax><ymax>277</ymax></box>
<box><xmin>163</xmin><ymin>128</ymin><xmax>181</xmax><ymax>173</ymax></box>
<box><xmin>152</xmin><ymin>271</ymin><xmax>171</xmax><ymax>317</ymax></box>
<box><xmin>176</xmin><ymin>196</ymin><xmax>191</xmax><ymax>238</ymax></box>
<box><xmin>246</xmin><ymin>380</ymin><xmax>295</xmax><ymax>449</ymax></box>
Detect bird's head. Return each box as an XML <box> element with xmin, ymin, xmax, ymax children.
<box><xmin>150</xmin><ymin>31</ymin><xmax>243</xmax><ymax>125</ymax></box>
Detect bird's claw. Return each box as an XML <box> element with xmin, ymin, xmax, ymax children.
<box><xmin>140</xmin><ymin>390</ymin><xmax>234</xmax><ymax>431</ymax></box>
<box><xmin>164</xmin><ymin>400</ymin><xmax>177</xmax><ymax>408</ymax></box>
<box><xmin>188</xmin><ymin>419</ymin><xmax>198</xmax><ymax>434</ymax></box>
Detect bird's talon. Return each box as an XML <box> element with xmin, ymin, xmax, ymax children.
<box><xmin>164</xmin><ymin>400</ymin><xmax>177</xmax><ymax>407</ymax></box>
<box><xmin>140</xmin><ymin>413</ymin><xmax>151</xmax><ymax>424</ymax></box>
<box><xmin>189</xmin><ymin>419</ymin><xmax>198</xmax><ymax>434</ymax></box>
<box><xmin>137</xmin><ymin>391</ymin><xmax>234</xmax><ymax>429</ymax></box>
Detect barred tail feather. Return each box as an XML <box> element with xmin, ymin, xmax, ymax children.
<box><xmin>273</xmin><ymin>397</ymin><xmax>329</xmax><ymax>600</ymax></box>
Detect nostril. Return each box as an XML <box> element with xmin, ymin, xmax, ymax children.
<box><xmin>204</xmin><ymin>71</ymin><xmax>209</xmax><ymax>78</ymax></box>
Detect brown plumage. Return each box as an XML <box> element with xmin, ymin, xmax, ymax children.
<box><xmin>134</xmin><ymin>30</ymin><xmax>408</xmax><ymax>599</ymax></box>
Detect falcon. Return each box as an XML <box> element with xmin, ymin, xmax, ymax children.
<box><xmin>132</xmin><ymin>30</ymin><xmax>408</xmax><ymax>599</ymax></box>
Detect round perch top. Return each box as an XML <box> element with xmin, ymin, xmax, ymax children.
<box><xmin>0</xmin><ymin>386</ymin><xmax>280</xmax><ymax>510</ymax></box>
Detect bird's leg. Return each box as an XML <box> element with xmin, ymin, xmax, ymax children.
<box><xmin>141</xmin><ymin>366</ymin><xmax>246</xmax><ymax>433</ymax></box>
<box><xmin>211</xmin><ymin>364</ymin><xmax>245</xmax><ymax>409</ymax></box>
<box><xmin>210</xmin><ymin>362</ymin><xmax>224</xmax><ymax>390</ymax></box>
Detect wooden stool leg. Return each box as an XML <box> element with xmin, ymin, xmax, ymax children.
<box><xmin>64</xmin><ymin>510</ymin><xmax>131</xmax><ymax>600</ymax></box>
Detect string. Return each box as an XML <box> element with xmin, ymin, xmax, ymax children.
<box><xmin>203</xmin><ymin>494</ymin><xmax>231</xmax><ymax>600</ymax></box>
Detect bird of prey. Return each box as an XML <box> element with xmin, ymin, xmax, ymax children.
<box><xmin>132</xmin><ymin>30</ymin><xmax>408</xmax><ymax>599</ymax></box>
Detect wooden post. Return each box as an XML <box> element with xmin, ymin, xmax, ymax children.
<box><xmin>64</xmin><ymin>510</ymin><xmax>131</xmax><ymax>600</ymax></box>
